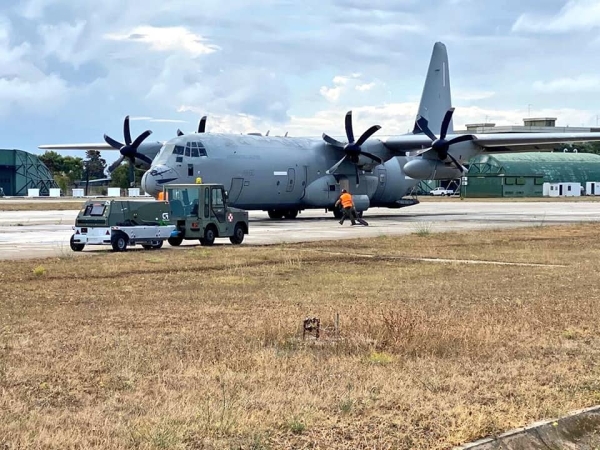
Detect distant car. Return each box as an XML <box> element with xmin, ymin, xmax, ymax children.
<box><xmin>429</xmin><ymin>187</ymin><xmax>454</xmax><ymax>196</ymax></box>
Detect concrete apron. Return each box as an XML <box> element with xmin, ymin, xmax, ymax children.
<box><xmin>454</xmin><ymin>405</ymin><xmax>600</xmax><ymax>449</ymax></box>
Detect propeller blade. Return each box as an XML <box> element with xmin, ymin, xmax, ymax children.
<box><xmin>361</xmin><ymin>151</ymin><xmax>383</xmax><ymax>165</ymax></box>
<box><xmin>128</xmin><ymin>159</ymin><xmax>135</xmax><ymax>185</ymax></box>
<box><xmin>124</xmin><ymin>116</ymin><xmax>132</xmax><ymax>145</ymax></box>
<box><xmin>447</xmin><ymin>134</ymin><xmax>475</xmax><ymax>146</ymax></box>
<box><xmin>345</xmin><ymin>111</ymin><xmax>355</xmax><ymax>143</ymax></box>
<box><xmin>440</xmin><ymin>107</ymin><xmax>455</xmax><ymax>140</ymax></box>
<box><xmin>108</xmin><ymin>155</ymin><xmax>125</xmax><ymax>173</ymax></box>
<box><xmin>322</xmin><ymin>133</ymin><xmax>345</xmax><ymax>148</ymax></box>
<box><xmin>198</xmin><ymin>116</ymin><xmax>207</xmax><ymax>133</ymax></box>
<box><xmin>326</xmin><ymin>155</ymin><xmax>348</xmax><ymax>175</ymax></box>
<box><xmin>104</xmin><ymin>134</ymin><xmax>123</xmax><ymax>150</ymax></box>
<box><xmin>355</xmin><ymin>125</ymin><xmax>381</xmax><ymax>146</ymax></box>
<box><xmin>447</xmin><ymin>152</ymin><xmax>467</xmax><ymax>172</ymax></box>
<box><xmin>131</xmin><ymin>130</ymin><xmax>152</xmax><ymax>149</ymax></box>
<box><xmin>354</xmin><ymin>165</ymin><xmax>360</xmax><ymax>186</ymax></box>
<box><xmin>177</xmin><ymin>129</ymin><xmax>184</xmax><ymax>136</ymax></box>
<box><xmin>416</xmin><ymin>117</ymin><xmax>437</xmax><ymax>141</ymax></box>
<box><xmin>266</xmin><ymin>130</ymin><xmax>270</xmax><ymax>136</ymax></box>
<box><xmin>134</xmin><ymin>152</ymin><xmax>153</xmax><ymax>165</ymax></box>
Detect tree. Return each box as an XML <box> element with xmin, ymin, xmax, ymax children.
<box><xmin>109</xmin><ymin>163</ymin><xmax>146</xmax><ymax>188</ymax></box>
<box><xmin>84</xmin><ymin>150</ymin><xmax>107</xmax><ymax>179</ymax></box>
<box><xmin>39</xmin><ymin>151</ymin><xmax>84</xmax><ymax>186</ymax></box>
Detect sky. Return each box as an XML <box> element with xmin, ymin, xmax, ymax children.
<box><xmin>1</xmin><ymin>0</ymin><xmax>600</xmax><ymax>167</ymax></box>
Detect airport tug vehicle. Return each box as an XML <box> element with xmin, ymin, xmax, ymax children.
<box><xmin>70</xmin><ymin>199</ymin><xmax>175</xmax><ymax>252</ymax></box>
<box><xmin>162</xmin><ymin>183</ymin><xmax>249</xmax><ymax>246</ymax></box>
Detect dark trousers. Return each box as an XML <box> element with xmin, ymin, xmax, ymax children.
<box><xmin>340</xmin><ymin>206</ymin><xmax>357</xmax><ymax>225</ymax></box>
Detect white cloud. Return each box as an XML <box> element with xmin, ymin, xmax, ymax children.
<box><xmin>512</xmin><ymin>0</ymin><xmax>600</xmax><ymax>33</ymax></box>
<box><xmin>356</xmin><ymin>82</ymin><xmax>376</xmax><ymax>91</ymax></box>
<box><xmin>38</xmin><ymin>21</ymin><xmax>88</xmax><ymax>66</ymax></box>
<box><xmin>532</xmin><ymin>75</ymin><xmax>600</xmax><ymax>93</ymax></box>
<box><xmin>0</xmin><ymin>75</ymin><xmax>69</xmax><ymax>116</ymax></box>
<box><xmin>104</xmin><ymin>26</ymin><xmax>220</xmax><ymax>56</ymax></box>
<box><xmin>453</xmin><ymin>89</ymin><xmax>496</xmax><ymax>101</ymax></box>
<box><xmin>320</xmin><ymin>74</ymin><xmax>379</xmax><ymax>102</ymax></box>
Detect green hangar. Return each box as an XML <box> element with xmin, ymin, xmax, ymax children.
<box><xmin>0</xmin><ymin>149</ymin><xmax>58</xmax><ymax>197</ymax></box>
<box><xmin>461</xmin><ymin>152</ymin><xmax>600</xmax><ymax>198</ymax></box>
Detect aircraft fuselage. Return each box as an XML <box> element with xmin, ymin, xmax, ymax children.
<box><xmin>141</xmin><ymin>133</ymin><xmax>421</xmax><ymax>212</ymax></box>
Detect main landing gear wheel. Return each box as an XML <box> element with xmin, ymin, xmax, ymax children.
<box><xmin>229</xmin><ymin>223</ymin><xmax>245</xmax><ymax>245</ymax></box>
<box><xmin>200</xmin><ymin>227</ymin><xmax>216</xmax><ymax>246</ymax></box>
<box><xmin>69</xmin><ymin>235</ymin><xmax>85</xmax><ymax>252</ymax></box>
<box><xmin>268</xmin><ymin>210</ymin><xmax>284</xmax><ymax>219</ymax></box>
<box><xmin>284</xmin><ymin>209</ymin><xmax>298</xmax><ymax>219</ymax></box>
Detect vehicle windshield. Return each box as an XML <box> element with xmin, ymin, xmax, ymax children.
<box><xmin>166</xmin><ymin>187</ymin><xmax>201</xmax><ymax>217</ymax></box>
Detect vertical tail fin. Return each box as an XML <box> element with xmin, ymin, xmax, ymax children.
<box><xmin>412</xmin><ymin>42</ymin><xmax>452</xmax><ymax>136</ymax></box>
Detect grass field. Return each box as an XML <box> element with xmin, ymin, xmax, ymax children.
<box><xmin>0</xmin><ymin>201</ymin><xmax>85</xmax><ymax>211</ymax></box>
<box><xmin>2</xmin><ymin>224</ymin><xmax>600</xmax><ymax>449</ymax></box>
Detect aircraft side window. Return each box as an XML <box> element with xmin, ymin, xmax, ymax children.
<box><xmin>198</xmin><ymin>147</ymin><xmax>207</xmax><ymax>157</ymax></box>
<box><xmin>191</xmin><ymin>147</ymin><xmax>199</xmax><ymax>157</ymax></box>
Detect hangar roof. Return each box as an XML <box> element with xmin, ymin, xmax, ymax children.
<box><xmin>469</xmin><ymin>152</ymin><xmax>600</xmax><ymax>182</ymax></box>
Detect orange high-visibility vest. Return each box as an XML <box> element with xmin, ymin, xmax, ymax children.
<box><xmin>340</xmin><ymin>192</ymin><xmax>353</xmax><ymax>208</ymax></box>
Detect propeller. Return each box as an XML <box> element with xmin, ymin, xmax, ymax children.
<box><xmin>177</xmin><ymin>116</ymin><xmax>207</xmax><ymax>136</ymax></box>
<box><xmin>105</xmin><ymin>115</ymin><xmax>153</xmax><ymax>186</ymax></box>
<box><xmin>322</xmin><ymin>111</ymin><xmax>384</xmax><ymax>185</ymax></box>
<box><xmin>410</xmin><ymin>107</ymin><xmax>474</xmax><ymax>172</ymax></box>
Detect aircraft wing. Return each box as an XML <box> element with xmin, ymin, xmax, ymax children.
<box><xmin>383</xmin><ymin>132</ymin><xmax>600</xmax><ymax>154</ymax></box>
<box><xmin>472</xmin><ymin>132</ymin><xmax>600</xmax><ymax>152</ymax></box>
<box><xmin>38</xmin><ymin>143</ymin><xmax>115</xmax><ymax>151</ymax></box>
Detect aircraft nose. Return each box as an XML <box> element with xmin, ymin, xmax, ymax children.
<box><xmin>141</xmin><ymin>165</ymin><xmax>179</xmax><ymax>196</ymax></box>
<box><xmin>141</xmin><ymin>170</ymin><xmax>158</xmax><ymax>196</ymax></box>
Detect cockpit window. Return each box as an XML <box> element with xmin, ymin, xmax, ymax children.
<box><xmin>173</xmin><ymin>145</ymin><xmax>185</xmax><ymax>155</ymax></box>
<box><xmin>191</xmin><ymin>147</ymin><xmax>200</xmax><ymax>157</ymax></box>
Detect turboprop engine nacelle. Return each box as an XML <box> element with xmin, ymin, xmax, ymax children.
<box><xmin>403</xmin><ymin>158</ymin><xmax>463</xmax><ymax>180</ymax></box>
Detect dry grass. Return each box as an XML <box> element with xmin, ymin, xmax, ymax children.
<box><xmin>0</xmin><ymin>201</ymin><xmax>85</xmax><ymax>211</ymax></box>
<box><xmin>2</xmin><ymin>224</ymin><xmax>600</xmax><ymax>449</ymax></box>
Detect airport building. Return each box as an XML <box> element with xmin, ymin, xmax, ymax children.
<box><xmin>425</xmin><ymin>117</ymin><xmax>600</xmax><ymax>198</ymax></box>
<box><xmin>0</xmin><ymin>149</ymin><xmax>59</xmax><ymax>196</ymax></box>
<box><xmin>461</xmin><ymin>152</ymin><xmax>600</xmax><ymax>198</ymax></box>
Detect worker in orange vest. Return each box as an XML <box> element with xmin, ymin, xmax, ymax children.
<box><xmin>334</xmin><ymin>189</ymin><xmax>357</xmax><ymax>225</ymax></box>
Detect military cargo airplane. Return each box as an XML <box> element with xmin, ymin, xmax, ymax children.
<box><xmin>40</xmin><ymin>42</ymin><xmax>600</xmax><ymax>219</ymax></box>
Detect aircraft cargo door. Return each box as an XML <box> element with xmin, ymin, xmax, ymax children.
<box><xmin>228</xmin><ymin>177</ymin><xmax>244</xmax><ymax>204</ymax></box>
<box><xmin>373</xmin><ymin>168</ymin><xmax>387</xmax><ymax>199</ymax></box>
<box><xmin>286</xmin><ymin>169</ymin><xmax>295</xmax><ymax>192</ymax></box>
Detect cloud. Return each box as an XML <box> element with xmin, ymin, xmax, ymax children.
<box><xmin>320</xmin><ymin>74</ymin><xmax>381</xmax><ymax>102</ymax></box>
<box><xmin>532</xmin><ymin>75</ymin><xmax>600</xmax><ymax>93</ymax></box>
<box><xmin>453</xmin><ymin>89</ymin><xmax>496</xmax><ymax>101</ymax></box>
<box><xmin>512</xmin><ymin>0</ymin><xmax>600</xmax><ymax>33</ymax></box>
<box><xmin>104</xmin><ymin>26</ymin><xmax>221</xmax><ymax>56</ymax></box>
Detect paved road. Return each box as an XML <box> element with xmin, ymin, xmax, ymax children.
<box><xmin>1</xmin><ymin>202</ymin><xmax>599</xmax><ymax>260</ymax></box>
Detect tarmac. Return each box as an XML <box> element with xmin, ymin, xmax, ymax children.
<box><xmin>2</xmin><ymin>200</ymin><xmax>600</xmax><ymax>260</ymax></box>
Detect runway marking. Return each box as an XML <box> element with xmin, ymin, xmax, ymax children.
<box><xmin>305</xmin><ymin>250</ymin><xmax>566</xmax><ymax>268</ymax></box>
